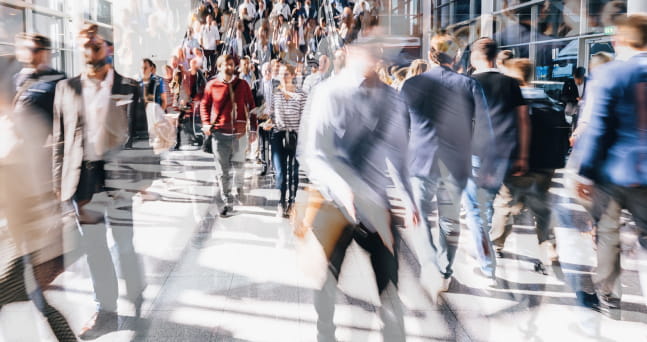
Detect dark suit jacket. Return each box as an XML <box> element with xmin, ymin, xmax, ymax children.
<box><xmin>401</xmin><ymin>66</ymin><xmax>496</xmax><ymax>189</ymax></box>
<box><xmin>52</xmin><ymin>70</ymin><xmax>139</xmax><ymax>201</ymax></box>
<box><xmin>561</xmin><ymin>77</ymin><xmax>586</xmax><ymax>104</ymax></box>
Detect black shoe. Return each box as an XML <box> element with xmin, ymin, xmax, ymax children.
<box><xmin>495</xmin><ymin>248</ymin><xmax>504</xmax><ymax>258</ymax></box>
<box><xmin>259</xmin><ymin>165</ymin><xmax>268</xmax><ymax>176</ymax></box>
<box><xmin>219</xmin><ymin>205</ymin><xmax>233</xmax><ymax>218</ymax></box>
<box><xmin>124</xmin><ymin>138</ymin><xmax>134</xmax><ymax>149</ymax></box>
<box><xmin>78</xmin><ymin>310</ymin><xmax>118</xmax><ymax>340</ymax></box>
<box><xmin>534</xmin><ymin>261</ymin><xmax>548</xmax><ymax>275</ymax></box>
<box><xmin>575</xmin><ymin>290</ymin><xmax>600</xmax><ymax>309</ymax></box>
<box><xmin>284</xmin><ymin>202</ymin><xmax>293</xmax><ymax>218</ymax></box>
<box><xmin>277</xmin><ymin>202</ymin><xmax>286</xmax><ymax>218</ymax></box>
<box><xmin>597</xmin><ymin>294</ymin><xmax>621</xmax><ymax>320</ymax></box>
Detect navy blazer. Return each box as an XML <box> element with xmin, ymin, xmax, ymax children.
<box><xmin>577</xmin><ymin>53</ymin><xmax>647</xmax><ymax>186</ymax></box>
<box><xmin>401</xmin><ymin>66</ymin><xmax>496</xmax><ymax>189</ymax></box>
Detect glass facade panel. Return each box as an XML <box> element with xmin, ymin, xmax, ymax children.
<box><xmin>0</xmin><ymin>5</ymin><xmax>25</xmax><ymax>45</ymax></box>
<box><xmin>585</xmin><ymin>0</ymin><xmax>626</xmax><ymax>34</ymax></box>
<box><xmin>97</xmin><ymin>0</ymin><xmax>112</xmax><ymax>24</ymax></box>
<box><xmin>33</xmin><ymin>0</ymin><xmax>66</xmax><ymax>11</ymax></box>
<box><xmin>455</xmin><ymin>0</ymin><xmax>471</xmax><ymax>23</ymax></box>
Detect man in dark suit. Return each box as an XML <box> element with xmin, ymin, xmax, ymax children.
<box><xmin>52</xmin><ymin>24</ymin><xmax>145</xmax><ymax>340</ymax></box>
<box><xmin>401</xmin><ymin>32</ymin><xmax>496</xmax><ymax>300</ymax></box>
<box><xmin>561</xmin><ymin>66</ymin><xmax>587</xmax><ymax>130</ymax></box>
<box><xmin>574</xmin><ymin>14</ymin><xmax>647</xmax><ymax>320</ymax></box>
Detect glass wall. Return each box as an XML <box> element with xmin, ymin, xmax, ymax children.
<box><xmin>0</xmin><ymin>0</ymin><xmax>114</xmax><ymax>76</ymax></box>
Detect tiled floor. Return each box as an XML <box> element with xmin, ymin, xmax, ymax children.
<box><xmin>1</xmin><ymin>143</ymin><xmax>645</xmax><ymax>342</ymax></box>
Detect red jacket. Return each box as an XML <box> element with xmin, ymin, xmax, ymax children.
<box><xmin>200</xmin><ymin>76</ymin><xmax>256</xmax><ymax>134</ymax></box>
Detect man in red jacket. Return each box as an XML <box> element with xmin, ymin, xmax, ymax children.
<box><xmin>201</xmin><ymin>54</ymin><xmax>256</xmax><ymax>216</ymax></box>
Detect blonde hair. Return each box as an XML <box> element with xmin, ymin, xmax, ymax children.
<box><xmin>503</xmin><ymin>58</ymin><xmax>533</xmax><ymax>86</ymax></box>
<box><xmin>407</xmin><ymin>59</ymin><xmax>428</xmax><ymax>79</ymax></box>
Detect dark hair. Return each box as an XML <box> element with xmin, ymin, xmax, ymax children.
<box><xmin>15</xmin><ymin>33</ymin><xmax>52</xmax><ymax>50</ymax></box>
<box><xmin>573</xmin><ymin>66</ymin><xmax>586</xmax><ymax>78</ymax></box>
<box><xmin>497</xmin><ymin>49</ymin><xmax>514</xmax><ymax>67</ymax></box>
<box><xmin>216</xmin><ymin>54</ymin><xmax>235</xmax><ymax>68</ymax></box>
<box><xmin>471</xmin><ymin>37</ymin><xmax>498</xmax><ymax>62</ymax></box>
<box><xmin>143</xmin><ymin>58</ymin><xmax>156</xmax><ymax>69</ymax></box>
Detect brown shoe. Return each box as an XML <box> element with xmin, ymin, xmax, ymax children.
<box><xmin>78</xmin><ymin>310</ymin><xmax>117</xmax><ymax>340</ymax></box>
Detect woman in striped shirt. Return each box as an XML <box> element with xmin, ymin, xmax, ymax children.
<box><xmin>264</xmin><ymin>64</ymin><xmax>308</xmax><ymax>217</ymax></box>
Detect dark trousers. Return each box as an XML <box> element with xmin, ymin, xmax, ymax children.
<box><xmin>270</xmin><ymin>130</ymin><xmax>299</xmax><ymax>204</ymax></box>
<box><xmin>257</xmin><ymin>122</ymin><xmax>270</xmax><ymax>166</ymax></box>
<box><xmin>204</xmin><ymin>49</ymin><xmax>217</xmax><ymax>75</ymax></box>
<box><xmin>314</xmin><ymin>223</ymin><xmax>404</xmax><ymax>342</ymax></box>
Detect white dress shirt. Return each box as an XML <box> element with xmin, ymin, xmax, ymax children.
<box><xmin>81</xmin><ymin>68</ymin><xmax>114</xmax><ymax>161</ymax></box>
<box><xmin>201</xmin><ymin>25</ymin><xmax>221</xmax><ymax>50</ymax></box>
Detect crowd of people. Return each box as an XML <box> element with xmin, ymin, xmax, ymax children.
<box><xmin>0</xmin><ymin>0</ymin><xmax>646</xmax><ymax>340</ymax></box>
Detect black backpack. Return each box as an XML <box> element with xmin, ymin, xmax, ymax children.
<box><xmin>527</xmin><ymin>95</ymin><xmax>570</xmax><ymax>170</ymax></box>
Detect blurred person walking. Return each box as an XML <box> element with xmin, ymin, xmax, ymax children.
<box><xmin>52</xmin><ymin>24</ymin><xmax>146</xmax><ymax>340</ymax></box>
<box><xmin>254</xmin><ymin>62</ymin><xmax>274</xmax><ymax>175</ymax></box>
<box><xmin>401</xmin><ymin>32</ymin><xmax>496</xmax><ymax>298</ymax></box>
<box><xmin>302</xmin><ymin>55</ymin><xmax>330</xmax><ymax>93</ymax></box>
<box><xmin>460</xmin><ymin>37</ymin><xmax>529</xmax><ymax>284</ymax></box>
<box><xmin>264</xmin><ymin>64</ymin><xmax>307</xmax><ymax>217</ymax></box>
<box><xmin>1</xmin><ymin>35</ymin><xmax>76</xmax><ymax>342</ymax></box>
<box><xmin>201</xmin><ymin>54</ymin><xmax>256</xmax><ymax>217</ymax></box>
<box><xmin>573</xmin><ymin>14</ymin><xmax>647</xmax><ymax>319</ymax></box>
<box><xmin>491</xmin><ymin>58</ymin><xmax>567</xmax><ymax>274</ymax></box>
<box><xmin>297</xmin><ymin>37</ymin><xmax>419</xmax><ymax>342</ymax></box>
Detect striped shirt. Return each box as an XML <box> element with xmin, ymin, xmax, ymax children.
<box><xmin>270</xmin><ymin>88</ymin><xmax>307</xmax><ymax>132</ymax></box>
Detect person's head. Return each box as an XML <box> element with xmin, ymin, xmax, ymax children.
<box><xmin>279</xmin><ymin>64</ymin><xmax>296</xmax><ymax>86</ymax></box>
<box><xmin>319</xmin><ymin>16</ymin><xmax>326</xmax><ymax>27</ymax></box>
<box><xmin>14</xmin><ymin>33</ymin><xmax>52</xmax><ymax>68</ymax></box>
<box><xmin>240</xmin><ymin>56</ymin><xmax>251</xmax><ymax>73</ymax></box>
<box><xmin>176</xmin><ymin>46</ymin><xmax>186</xmax><ymax>61</ymax></box>
<box><xmin>261</xmin><ymin>62</ymin><xmax>272</xmax><ymax>80</ymax></box>
<box><xmin>217</xmin><ymin>54</ymin><xmax>235</xmax><ymax>76</ymax></box>
<box><xmin>241</xmin><ymin>7</ymin><xmax>249</xmax><ymax>19</ymax></box>
<box><xmin>589</xmin><ymin>51</ymin><xmax>613</xmax><ymax>72</ymax></box>
<box><xmin>142</xmin><ymin>58</ymin><xmax>156</xmax><ymax>79</ymax></box>
<box><xmin>206</xmin><ymin>14</ymin><xmax>214</xmax><ymax>25</ymax></box>
<box><xmin>470</xmin><ymin>37</ymin><xmax>498</xmax><ymax>70</ymax></box>
<box><xmin>78</xmin><ymin>24</ymin><xmax>110</xmax><ymax>72</ymax></box>
<box><xmin>170</xmin><ymin>55</ymin><xmax>179</xmax><ymax>69</ymax></box>
<box><xmin>428</xmin><ymin>31</ymin><xmax>460</xmax><ymax>67</ymax></box>
<box><xmin>194</xmin><ymin>47</ymin><xmax>204</xmax><ymax>57</ymax></box>
<box><xmin>271</xmin><ymin>59</ymin><xmax>281</xmax><ymax>77</ymax></box>
<box><xmin>172</xmin><ymin>69</ymin><xmax>183</xmax><ymax>85</ymax></box>
<box><xmin>296</xmin><ymin>61</ymin><xmax>304</xmax><ymax>74</ymax></box>
<box><xmin>573</xmin><ymin>66</ymin><xmax>586</xmax><ymax>84</ymax></box>
<box><xmin>333</xmin><ymin>48</ymin><xmax>346</xmax><ymax>72</ymax></box>
<box><xmin>503</xmin><ymin>58</ymin><xmax>533</xmax><ymax>87</ymax></box>
<box><xmin>318</xmin><ymin>55</ymin><xmax>330</xmax><ymax>73</ymax></box>
<box><xmin>496</xmin><ymin>49</ymin><xmax>514</xmax><ymax>70</ymax></box>
<box><xmin>613</xmin><ymin>14</ymin><xmax>647</xmax><ymax>59</ymax></box>
<box><xmin>164</xmin><ymin>64</ymin><xmax>173</xmax><ymax>78</ymax></box>
<box><xmin>190</xmin><ymin>57</ymin><xmax>200</xmax><ymax>72</ymax></box>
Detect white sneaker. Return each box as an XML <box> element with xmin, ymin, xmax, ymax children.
<box><xmin>438</xmin><ymin>276</ymin><xmax>452</xmax><ymax>293</ymax></box>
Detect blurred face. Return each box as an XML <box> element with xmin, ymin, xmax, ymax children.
<box><xmin>219</xmin><ymin>58</ymin><xmax>235</xmax><ymax>76</ymax></box>
<box><xmin>262</xmin><ymin>64</ymin><xmax>271</xmax><ymax>79</ymax></box>
<box><xmin>80</xmin><ymin>33</ymin><xmax>108</xmax><ymax>66</ymax></box>
<box><xmin>15</xmin><ymin>39</ymin><xmax>47</xmax><ymax>67</ymax></box>
<box><xmin>279</xmin><ymin>65</ymin><xmax>294</xmax><ymax>84</ymax></box>
<box><xmin>142</xmin><ymin>61</ymin><xmax>153</xmax><ymax>79</ymax></box>
<box><xmin>240</xmin><ymin>59</ymin><xmax>249</xmax><ymax>72</ymax></box>
<box><xmin>272</xmin><ymin>61</ymin><xmax>280</xmax><ymax>77</ymax></box>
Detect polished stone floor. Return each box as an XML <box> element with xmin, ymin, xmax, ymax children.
<box><xmin>1</xmin><ymin>143</ymin><xmax>645</xmax><ymax>342</ymax></box>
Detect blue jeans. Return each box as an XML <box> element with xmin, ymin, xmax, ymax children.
<box><xmin>462</xmin><ymin>177</ymin><xmax>497</xmax><ymax>277</ymax></box>
<box><xmin>410</xmin><ymin>160</ymin><xmax>464</xmax><ymax>279</ymax></box>
<box><xmin>270</xmin><ymin>130</ymin><xmax>299</xmax><ymax>204</ymax></box>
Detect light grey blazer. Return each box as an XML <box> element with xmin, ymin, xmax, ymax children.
<box><xmin>52</xmin><ymin>71</ymin><xmax>139</xmax><ymax>201</ymax></box>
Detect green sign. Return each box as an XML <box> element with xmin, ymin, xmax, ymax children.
<box><xmin>604</xmin><ymin>26</ymin><xmax>615</xmax><ymax>35</ymax></box>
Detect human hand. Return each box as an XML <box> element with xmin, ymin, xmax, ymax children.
<box><xmin>576</xmin><ymin>182</ymin><xmax>593</xmax><ymax>201</ymax></box>
<box><xmin>511</xmin><ymin>158</ymin><xmax>529</xmax><ymax>176</ymax></box>
<box><xmin>202</xmin><ymin>125</ymin><xmax>212</xmax><ymax>136</ymax></box>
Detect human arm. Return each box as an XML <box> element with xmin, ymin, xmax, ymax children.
<box><xmin>200</xmin><ymin>81</ymin><xmax>213</xmax><ymax>135</ymax></box>
<box><xmin>512</xmin><ymin>104</ymin><xmax>531</xmax><ymax>176</ymax></box>
<box><xmin>52</xmin><ymin>81</ymin><xmax>65</xmax><ymax>198</ymax></box>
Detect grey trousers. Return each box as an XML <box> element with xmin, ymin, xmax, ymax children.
<box><xmin>211</xmin><ymin>132</ymin><xmax>246</xmax><ymax>206</ymax></box>
<box><xmin>589</xmin><ymin>184</ymin><xmax>647</xmax><ymax>298</ymax></box>
<box><xmin>491</xmin><ymin>170</ymin><xmax>556</xmax><ymax>249</ymax></box>
<box><xmin>410</xmin><ymin>161</ymin><xmax>464</xmax><ymax>279</ymax></box>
